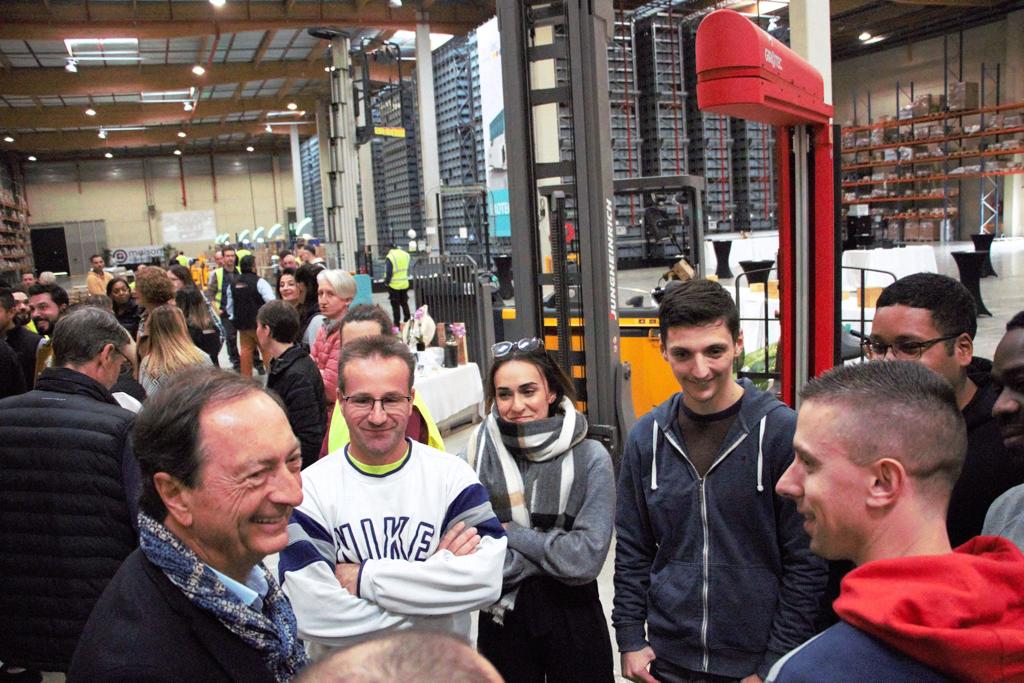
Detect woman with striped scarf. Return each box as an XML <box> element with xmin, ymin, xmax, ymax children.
<box><xmin>466</xmin><ymin>338</ymin><xmax>616</xmax><ymax>682</ymax></box>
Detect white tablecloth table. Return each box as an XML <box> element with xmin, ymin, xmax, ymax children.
<box><xmin>703</xmin><ymin>232</ymin><xmax>780</xmax><ymax>277</ymax></box>
<box><xmin>841</xmin><ymin>245</ymin><xmax>937</xmax><ymax>289</ymax></box>
<box><xmin>414</xmin><ymin>362</ymin><xmax>485</xmax><ymax>428</ymax></box>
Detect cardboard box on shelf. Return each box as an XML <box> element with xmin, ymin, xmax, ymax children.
<box><xmin>904</xmin><ymin>219</ymin><xmax>920</xmax><ymax>240</ymax></box>
<box><xmin>948</xmin><ymin>81</ymin><xmax>979</xmax><ymax>111</ymax></box>
<box><xmin>919</xmin><ymin>221</ymin><xmax>938</xmax><ymax>241</ymax></box>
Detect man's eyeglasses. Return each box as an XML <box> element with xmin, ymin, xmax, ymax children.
<box><xmin>112</xmin><ymin>346</ymin><xmax>133</xmax><ymax>371</ymax></box>
<box><xmin>342</xmin><ymin>394</ymin><xmax>412</xmax><ymax>415</ymax></box>
<box><xmin>491</xmin><ymin>337</ymin><xmax>544</xmax><ymax>358</ymax></box>
<box><xmin>862</xmin><ymin>334</ymin><xmax>960</xmax><ymax>360</ymax></box>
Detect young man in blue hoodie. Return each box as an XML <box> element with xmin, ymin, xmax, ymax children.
<box><xmin>613</xmin><ymin>279</ymin><xmax>826</xmax><ymax>683</ymax></box>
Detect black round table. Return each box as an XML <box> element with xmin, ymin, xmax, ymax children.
<box><xmin>951</xmin><ymin>251</ymin><xmax>992</xmax><ymax>317</ymax></box>
<box><xmin>739</xmin><ymin>259</ymin><xmax>775</xmax><ymax>287</ymax></box>
<box><xmin>712</xmin><ymin>240</ymin><xmax>734</xmax><ymax>279</ymax></box>
<box><xmin>969</xmin><ymin>233</ymin><xmax>997</xmax><ymax>277</ymax></box>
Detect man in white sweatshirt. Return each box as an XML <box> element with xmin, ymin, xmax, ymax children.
<box><xmin>278</xmin><ymin>335</ymin><xmax>506</xmax><ymax>655</ymax></box>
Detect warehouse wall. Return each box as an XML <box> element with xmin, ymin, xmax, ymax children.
<box><xmin>832</xmin><ymin>16</ymin><xmax>1021</xmax><ymax>237</ymax></box>
<box><xmin>24</xmin><ymin>152</ymin><xmax>296</xmax><ymax>258</ymax></box>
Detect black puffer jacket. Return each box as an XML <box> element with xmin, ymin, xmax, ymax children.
<box><xmin>267</xmin><ymin>344</ymin><xmax>327</xmax><ymax>469</ymax></box>
<box><xmin>0</xmin><ymin>368</ymin><xmax>139</xmax><ymax>671</ymax></box>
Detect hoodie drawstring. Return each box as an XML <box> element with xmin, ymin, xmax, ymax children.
<box><xmin>651</xmin><ymin>420</ymin><xmax>659</xmax><ymax>491</ymax></box>
<box><xmin>756</xmin><ymin>415</ymin><xmax>767</xmax><ymax>492</ymax></box>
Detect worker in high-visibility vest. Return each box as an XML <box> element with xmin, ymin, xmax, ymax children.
<box><xmin>175</xmin><ymin>251</ymin><xmax>189</xmax><ymax>267</ymax></box>
<box><xmin>384</xmin><ymin>243</ymin><xmax>411</xmax><ymax>324</ymax></box>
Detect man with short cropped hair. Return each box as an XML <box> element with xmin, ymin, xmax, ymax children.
<box><xmin>69</xmin><ymin>368</ymin><xmax>308</xmax><ymax>681</ymax></box>
<box><xmin>86</xmin><ymin>253</ymin><xmax>113</xmax><ymax>295</ymax></box>
<box><xmin>869</xmin><ymin>273</ymin><xmax>1023</xmax><ymax>546</ymax></box>
<box><xmin>983</xmin><ymin>311</ymin><xmax>1024</xmax><ymax>551</ymax></box>
<box><xmin>207</xmin><ymin>246</ymin><xmax>240</xmax><ymax>371</ymax></box>
<box><xmin>279</xmin><ymin>335</ymin><xmax>505</xmax><ymax>655</ymax></box>
<box><xmin>28</xmin><ymin>282</ymin><xmax>68</xmax><ymax>338</ymax></box>
<box><xmin>768</xmin><ymin>361</ymin><xmax>1024</xmax><ymax>682</ymax></box>
<box><xmin>21</xmin><ymin>272</ymin><xmax>35</xmax><ymax>288</ymax></box>
<box><xmin>0</xmin><ymin>308</ymin><xmax>139</xmax><ymax>675</ymax></box>
<box><xmin>258</xmin><ymin>300</ymin><xmax>326</xmax><ymax>469</ymax></box>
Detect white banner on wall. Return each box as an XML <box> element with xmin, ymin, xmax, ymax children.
<box><xmin>110</xmin><ymin>246</ymin><xmax>165</xmax><ymax>265</ymax></box>
<box><xmin>162</xmin><ymin>210</ymin><xmax>216</xmax><ymax>243</ymax></box>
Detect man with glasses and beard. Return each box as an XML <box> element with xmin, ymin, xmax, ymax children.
<box><xmin>278</xmin><ymin>335</ymin><xmax>505</xmax><ymax>656</ymax></box>
<box><xmin>868</xmin><ymin>273</ymin><xmax>1024</xmax><ymax>547</ymax></box>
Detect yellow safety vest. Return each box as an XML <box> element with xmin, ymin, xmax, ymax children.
<box><xmin>212</xmin><ymin>268</ymin><xmax>224</xmax><ymax>306</ymax></box>
<box><xmin>175</xmin><ymin>255</ymin><xmax>189</xmax><ymax>267</ymax></box>
<box><xmin>386</xmin><ymin>248</ymin><xmax>411</xmax><ymax>291</ymax></box>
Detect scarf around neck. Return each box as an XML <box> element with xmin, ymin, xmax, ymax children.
<box><xmin>467</xmin><ymin>397</ymin><xmax>588</xmax><ymax>623</ymax></box>
<box><xmin>138</xmin><ymin>512</ymin><xmax>309</xmax><ymax>682</ymax></box>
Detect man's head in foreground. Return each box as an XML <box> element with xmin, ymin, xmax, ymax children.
<box><xmin>777</xmin><ymin>360</ymin><xmax>966</xmax><ymax>565</ymax></box>
<box><xmin>298</xmin><ymin>630</ymin><xmax>503</xmax><ymax>683</ymax></box>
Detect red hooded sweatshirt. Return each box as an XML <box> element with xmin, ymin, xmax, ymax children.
<box><xmin>834</xmin><ymin>536</ymin><xmax>1024</xmax><ymax>683</ymax></box>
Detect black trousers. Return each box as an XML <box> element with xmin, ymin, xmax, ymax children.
<box><xmin>388</xmin><ymin>288</ymin><xmax>411</xmax><ymax>324</ymax></box>
<box><xmin>477</xmin><ymin>578</ymin><xmax>614</xmax><ymax>683</ymax></box>
<box><xmin>220</xmin><ymin>315</ymin><xmax>239</xmax><ymax>369</ymax></box>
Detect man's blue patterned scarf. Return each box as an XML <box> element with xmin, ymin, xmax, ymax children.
<box><xmin>138</xmin><ymin>512</ymin><xmax>308</xmax><ymax>681</ymax></box>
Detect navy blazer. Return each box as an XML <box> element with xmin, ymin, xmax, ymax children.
<box><xmin>68</xmin><ymin>549</ymin><xmax>278</xmax><ymax>682</ymax></box>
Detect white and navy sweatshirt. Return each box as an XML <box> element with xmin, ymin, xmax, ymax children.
<box><xmin>279</xmin><ymin>439</ymin><xmax>507</xmax><ymax>652</ymax></box>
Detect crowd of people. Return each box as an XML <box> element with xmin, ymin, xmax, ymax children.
<box><xmin>0</xmin><ymin>251</ymin><xmax>1023</xmax><ymax>682</ymax></box>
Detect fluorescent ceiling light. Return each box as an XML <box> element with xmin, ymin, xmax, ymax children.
<box><xmin>859</xmin><ymin>31</ymin><xmax>872</xmax><ymax>41</ymax></box>
<box><xmin>173</xmin><ymin>150</ymin><xmax>182</xmax><ymax>156</ymax></box>
<box><xmin>863</xmin><ymin>35</ymin><xmax>886</xmax><ymax>45</ymax></box>
<box><xmin>192</xmin><ymin>65</ymin><xmax>206</xmax><ymax>76</ymax></box>
<box><xmin>177</xmin><ymin>131</ymin><xmax>187</xmax><ymax>138</ymax></box>
<box><xmin>388</xmin><ymin>0</ymin><xmax>402</xmax><ymax>7</ymax></box>
<box><xmin>210</xmin><ymin>0</ymin><xmax>226</xmax><ymax>6</ymax></box>
<box><xmin>3</xmin><ymin>136</ymin><xmax>14</xmax><ymax>143</ymax></box>
<box><xmin>28</xmin><ymin>156</ymin><xmax>37</xmax><ymax>161</ymax></box>
<box><xmin>104</xmin><ymin>152</ymin><xmax>113</xmax><ymax>158</ymax></box>
<box><xmin>85</xmin><ymin>108</ymin><xmax>96</xmax><ymax>116</ymax></box>
<box><xmin>65</xmin><ymin>38</ymin><xmax>138</xmax><ymax>51</ymax></box>
<box><xmin>286</xmin><ymin>102</ymin><xmax>298</xmax><ymax>110</ymax></box>
<box><xmin>266</xmin><ymin>110</ymin><xmax>305</xmax><ymax>118</ymax></box>
<box><xmin>246</xmin><ymin>146</ymin><xmax>255</xmax><ymax>152</ymax></box>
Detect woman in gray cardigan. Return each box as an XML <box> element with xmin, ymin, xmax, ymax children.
<box><xmin>465</xmin><ymin>338</ymin><xmax>615</xmax><ymax>683</ymax></box>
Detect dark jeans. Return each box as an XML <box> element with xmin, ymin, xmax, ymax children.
<box><xmin>388</xmin><ymin>288</ymin><xmax>411</xmax><ymax>324</ymax></box>
<box><xmin>650</xmin><ymin>659</ymin><xmax>740</xmax><ymax>683</ymax></box>
<box><xmin>220</xmin><ymin>315</ymin><xmax>239</xmax><ymax>369</ymax></box>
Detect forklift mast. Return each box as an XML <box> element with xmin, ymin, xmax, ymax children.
<box><xmin>497</xmin><ymin>0</ymin><xmax>623</xmax><ymax>449</ymax></box>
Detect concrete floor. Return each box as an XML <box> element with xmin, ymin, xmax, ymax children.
<box><xmin>40</xmin><ymin>237</ymin><xmax>1023</xmax><ymax>681</ymax></box>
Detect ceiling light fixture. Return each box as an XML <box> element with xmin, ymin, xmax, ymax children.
<box><xmin>210</xmin><ymin>0</ymin><xmax>226</xmax><ymax>6</ymax></box>
<box><xmin>265</xmin><ymin>124</ymin><xmax>273</xmax><ymax>133</ymax></box>
<box><xmin>174</xmin><ymin>150</ymin><xmax>182</xmax><ymax>156</ymax></box>
<box><xmin>246</xmin><ymin>146</ymin><xmax>255</xmax><ymax>152</ymax></box>
<box><xmin>388</xmin><ymin>0</ymin><xmax>402</xmax><ymax>7</ymax></box>
<box><xmin>65</xmin><ymin>59</ymin><xmax>78</xmax><ymax>73</ymax></box>
<box><xmin>286</xmin><ymin>102</ymin><xmax>298</xmax><ymax>110</ymax></box>
<box><xmin>177</xmin><ymin>131</ymin><xmax>187</xmax><ymax>138</ymax></box>
<box><xmin>27</xmin><ymin>156</ymin><xmax>37</xmax><ymax>161</ymax></box>
<box><xmin>192</xmin><ymin>64</ymin><xmax>206</xmax><ymax>76</ymax></box>
<box><xmin>859</xmin><ymin>31</ymin><xmax>872</xmax><ymax>41</ymax></box>
<box><xmin>3</xmin><ymin>136</ymin><xmax>14</xmax><ymax>143</ymax></box>
<box><xmin>104</xmin><ymin>152</ymin><xmax>113</xmax><ymax>159</ymax></box>
<box><xmin>98</xmin><ymin>129</ymin><xmax>107</xmax><ymax>139</ymax></box>
<box><xmin>85</xmin><ymin>108</ymin><xmax>96</xmax><ymax>116</ymax></box>
<box><xmin>183</xmin><ymin>102</ymin><xmax>193</xmax><ymax>111</ymax></box>
<box><xmin>863</xmin><ymin>35</ymin><xmax>886</xmax><ymax>45</ymax></box>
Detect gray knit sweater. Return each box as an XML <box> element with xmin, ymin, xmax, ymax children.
<box><xmin>983</xmin><ymin>483</ymin><xmax>1024</xmax><ymax>552</ymax></box>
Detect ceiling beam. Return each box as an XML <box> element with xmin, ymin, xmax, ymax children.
<box><xmin>0</xmin><ymin>1</ymin><xmax>494</xmax><ymax>39</ymax></box>
<box><xmin>0</xmin><ymin>95</ymin><xmax>320</xmax><ymax>129</ymax></box>
<box><xmin>253</xmin><ymin>30</ymin><xmax>275</xmax><ymax>66</ymax></box>
<box><xmin>890</xmin><ymin>0</ymin><xmax>1001</xmax><ymax>5</ymax></box>
<box><xmin>0</xmin><ymin>58</ymin><xmax>402</xmax><ymax>97</ymax></box>
<box><xmin>13</xmin><ymin>119</ymin><xmax>315</xmax><ymax>152</ymax></box>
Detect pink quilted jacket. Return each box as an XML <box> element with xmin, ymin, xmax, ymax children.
<box><xmin>310</xmin><ymin>323</ymin><xmax>341</xmax><ymax>406</ymax></box>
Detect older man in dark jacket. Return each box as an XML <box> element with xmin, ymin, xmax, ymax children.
<box><xmin>0</xmin><ymin>307</ymin><xmax>139</xmax><ymax>675</ymax></box>
<box><xmin>68</xmin><ymin>368</ymin><xmax>307</xmax><ymax>682</ymax></box>
<box><xmin>258</xmin><ymin>300</ymin><xmax>326</xmax><ymax>468</ymax></box>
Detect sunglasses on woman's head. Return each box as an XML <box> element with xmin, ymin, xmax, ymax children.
<box><xmin>491</xmin><ymin>337</ymin><xmax>544</xmax><ymax>358</ymax></box>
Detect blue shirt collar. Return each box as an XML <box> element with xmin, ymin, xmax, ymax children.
<box><xmin>207</xmin><ymin>564</ymin><xmax>269</xmax><ymax>609</ymax></box>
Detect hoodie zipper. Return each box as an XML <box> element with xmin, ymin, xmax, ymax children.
<box><xmin>661</xmin><ymin>427</ymin><xmax>748</xmax><ymax>673</ymax></box>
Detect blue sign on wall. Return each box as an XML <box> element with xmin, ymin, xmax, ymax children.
<box><xmin>489</xmin><ymin>188</ymin><xmax>511</xmax><ymax>238</ymax></box>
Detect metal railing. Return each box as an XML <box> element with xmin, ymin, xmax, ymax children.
<box><xmin>409</xmin><ymin>254</ymin><xmax>495</xmax><ymax>376</ymax></box>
